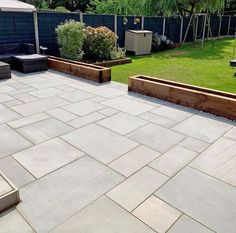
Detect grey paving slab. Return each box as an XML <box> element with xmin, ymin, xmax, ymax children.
<box><xmin>151</xmin><ymin>105</ymin><xmax>195</xmax><ymax>122</ymax></box>
<box><xmin>8</xmin><ymin>87</ymin><xmax>36</xmax><ymax>96</ymax></box>
<box><xmin>29</xmin><ymin>79</ymin><xmax>70</xmax><ymax>89</ymax></box>
<box><xmin>0</xmin><ymin>209</ymin><xmax>35</xmax><ymax>233</ymax></box>
<box><xmin>224</xmin><ymin>126</ymin><xmax>236</xmax><ymax>141</ymax></box>
<box><xmin>107</xmin><ymin>166</ymin><xmax>168</xmax><ymax>211</ymax></box>
<box><xmin>17</xmin><ymin>118</ymin><xmax>73</xmax><ymax>144</ymax></box>
<box><xmin>0</xmin><ymin>156</ymin><xmax>35</xmax><ymax>188</ymax></box>
<box><xmin>89</xmin><ymin>95</ymin><xmax>107</xmax><ymax>103</ymax></box>
<box><xmin>4</xmin><ymin>99</ymin><xmax>23</xmax><ymax>107</ymax></box>
<box><xmin>156</xmin><ymin>167</ymin><xmax>236</xmax><ymax>233</ymax></box>
<box><xmin>8</xmin><ymin>113</ymin><xmax>50</xmax><ymax>129</ymax></box>
<box><xmin>128</xmin><ymin>124</ymin><xmax>186</xmax><ymax>153</ymax></box>
<box><xmin>173</xmin><ymin>113</ymin><xmax>233</xmax><ymax>143</ymax></box>
<box><xmin>60</xmin><ymin>90</ymin><xmax>94</xmax><ymax>102</ymax></box>
<box><xmin>63</xmin><ymin>100</ymin><xmax>105</xmax><ymax>116</ymax></box>
<box><xmin>179</xmin><ymin>137</ymin><xmax>210</xmax><ymax>153</ymax></box>
<box><xmin>51</xmin><ymin>196</ymin><xmax>155</xmax><ymax>233</ymax></box>
<box><xmin>13</xmin><ymin>138</ymin><xmax>84</xmax><ymax>178</ymax></box>
<box><xmin>93</xmin><ymin>88</ymin><xmax>125</xmax><ymax>98</ymax></box>
<box><xmin>15</xmin><ymin>76</ymin><xmax>45</xmax><ymax>84</ymax></box>
<box><xmin>98</xmin><ymin>107</ymin><xmax>119</xmax><ymax>116</ymax></box>
<box><xmin>102</xmin><ymin>96</ymin><xmax>155</xmax><ymax>116</ymax></box>
<box><xmin>14</xmin><ymin>93</ymin><xmax>38</xmax><ymax>103</ymax></box>
<box><xmin>0</xmin><ymin>85</ymin><xmax>15</xmax><ymax>93</ymax></box>
<box><xmin>139</xmin><ymin>112</ymin><xmax>178</xmax><ymax>128</ymax></box>
<box><xmin>133</xmin><ymin>195</ymin><xmax>181</xmax><ymax>233</ymax></box>
<box><xmin>97</xmin><ymin>112</ymin><xmax>148</xmax><ymax>135</ymax></box>
<box><xmin>109</xmin><ymin>145</ymin><xmax>161</xmax><ymax>177</ymax></box>
<box><xmin>62</xmin><ymin>123</ymin><xmax>138</xmax><ymax>164</ymax></box>
<box><xmin>17</xmin><ymin>156</ymin><xmax>124</xmax><ymax>233</ymax></box>
<box><xmin>46</xmin><ymin>108</ymin><xmax>77</xmax><ymax>122</ymax></box>
<box><xmin>167</xmin><ymin>215</ymin><xmax>214</xmax><ymax>233</ymax></box>
<box><xmin>67</xmin><ymin>81</ymin><xmax>102</xmax><ymax>92</ymax></box>
<box><xmin>0</xmin><ymin>107</ymin><xmax>21</xmax><ymax>124</ymax></box>
<box><xmin>190</xmin><ymin>137</ymin><xmax>236</xmax><ymax>186</ymax></box>
<box><xmin>0</xmin><ymin>124</ymin><xmax>32</xmax><ymax>159</ymax></box>
<box><xmin>9</xmin><ymin>82</ymin><xmax>29</xmax><ymax>90</ymax></box>
<box><xmin>0</xmin><ymin>94</ymin><xmax>14</xmax><ymax>103</ymax></box>
<box><xmin>149</xmin><ymin>145</ymin><xmax>198</xmax><ymax>177</ymax></box>
<box><xmin>12</xmin><ymin>97</ymin><xmax>69</xmax><ymax>116</ymax></box>
<box><xmin>67</xmin><ymin>112</ymin><xmax>106</xmax><ymax>128</ymax></box>
<box><xmin>29</xmin><ymin>88</ymin><xmax>63</xmax><ymax>98</ymax></box>
<box><xmin>0</xmin><ymin>175</ymin><xmax>12</xmax><ymax>196</ymax></box>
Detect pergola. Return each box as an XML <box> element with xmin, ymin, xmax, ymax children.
<box><xmin>0</xmin><ymin>0</ymin><xmax>40</xmax><ymax>53</ymax></box>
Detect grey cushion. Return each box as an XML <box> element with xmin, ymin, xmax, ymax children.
<box><xmin>14</xmin><ymin>54</ymin><xmax>48</xmax><ymax>62</ymax></box>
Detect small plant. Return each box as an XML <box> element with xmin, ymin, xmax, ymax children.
<box><xmin>110</xmin><ymin>47</ymin><xmax>126</xmax><ymax>60</ymax></box>
<box><xmin>56</xmin><ymin>20</ymin><xmax>85</xmax><ymax>61</ymax></box>
<box><xmin>83</xmin><ymin>26</ymin><xmax>118</xmax><ymax>61</ymax></box>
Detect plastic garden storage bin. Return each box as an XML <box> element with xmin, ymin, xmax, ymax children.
<box><xmin>125</xmin><ymin>30</ymin><xmax>153</xmax><ymax>55</ymax></box>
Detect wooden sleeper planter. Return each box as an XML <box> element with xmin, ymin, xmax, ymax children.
<box><xmin>128</xmin><ymin>75</ymin><xmax>236</xmax><ymax>121</ymax></box>
<box><xmin>94</xmin><ymin>57</ymin><xmax>132</xmax><ymax>67</ymax></box>
<box><xmin>48</xmin><ymin>56</ymin><xmax>111</xmax><ymax>83</ymax></box>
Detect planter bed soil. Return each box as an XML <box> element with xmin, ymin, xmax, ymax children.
<box><xmin>93</xmin><ymin>57</ymin><xmax>132</xmax><ymax>67</ymax></box>
<box><xmin>48</xmin><ymin>56</ymin><xmax>111</xmax><ymax>83</ymax></box>
<box><xmin>128</xmin><ymin>75</ymin><xmax>236</xmax><ymax>121</ymax></box>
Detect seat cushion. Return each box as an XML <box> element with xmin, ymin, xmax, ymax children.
<box><xmin>14</xmin><ymin>54</ymin><xmax>48</xmax><ymax>62</ymax></box>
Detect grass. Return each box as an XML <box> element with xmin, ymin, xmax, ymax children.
<box><xmin>111</xmin><ymin>38</ymin><xmax>236</xmax><ymax>93</ymax></box>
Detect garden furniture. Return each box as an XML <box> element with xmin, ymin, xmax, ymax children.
<box><xmin>0</xmin><ymin>61</ymin><xmax>11</xmax><ymax>80</ymax></box>
<box><xmin>14</xmin><ymin>54</ymin><xmax>48</xmax><ymax>73</ymax></box>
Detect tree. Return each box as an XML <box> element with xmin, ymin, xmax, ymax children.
<box><xmin>88</xmin><ymin>0</ymin><xmax>228</xmax><ymax>16</ymax></box>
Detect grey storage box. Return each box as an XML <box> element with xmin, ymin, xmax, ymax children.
<box><xmin>125</xmin><ymin>30</ymin><xmax>153</xmax><ymax>55</ymax></box>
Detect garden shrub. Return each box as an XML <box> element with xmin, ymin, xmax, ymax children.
<box><xmin>110</xmin><ymin>47</ymin><xmax>126</xmax><ymax>60</ymax></box>
<box><xmin>83</xmin><ymin>26</ymin><xmax>118</xmax><ymax>61</ymax></box>
<box><xmin>56</xmin><ymin>20</ymin><xmax>85</xmax><ymax>61</ymax></box>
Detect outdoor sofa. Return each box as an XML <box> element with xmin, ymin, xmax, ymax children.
<box><xmin>0</xmin><ymin>43</ymin><xmax>48</xmax><ymax>73</ymax></box>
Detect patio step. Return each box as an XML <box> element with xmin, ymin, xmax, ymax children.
<box><xmin>0</xmin><ymin>172</ymin><xmax>20</xmax><ymax>213</ymax></box>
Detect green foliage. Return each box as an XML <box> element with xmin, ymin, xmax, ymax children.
<box><xmin>54</xmin><ymin>6</ymin><xmax>70</xmax><ymax>12</ymax></box>
<box><xmin>83</xmin><ymin>26</ymin><xmax>118</xmax><ymax>60</ymax></box>
<box><xmin>110</xmin><ymin>48</ymin><xmax>126</xmax><ymax>60</ymax></box>
<box><xmin>56</xmin><ymin>20</ymin><xmax>85</xmax><ymax>61</ymax></box>
<box><xmin>88</xmin><ymin>0</ymin><xmax>227</xmax><ymax>16</ymax></box>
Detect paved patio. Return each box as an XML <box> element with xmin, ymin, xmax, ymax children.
<box><xmin>0</xmin><ymin>70</ymin><xmax>236</xmax><ymax>233</ymax></box>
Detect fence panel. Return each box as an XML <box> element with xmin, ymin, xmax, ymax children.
<box><xmin>165</xmin><ymin>17</ymin><xmax>181</xmax><ymax>43</ymax></box>
<box><xmin>38</xmin><ymin>12</ymin><xmax>80</xmax><ymax>56</ymax></box>
<box><xmin>83</xmin><ymin>14</ymin><xmax>114</xmax><ymax>31</ymax></box>
<box><xmin>143</xmin><ymin>16</ymin><xmax>163</xmax><ymax>35</ymax></box>
<box><xmin>229</xmin><ymin>16</ymin><xmax>236</xmax><ymax>35</ymax></box>
<box><xmin>0</xmin><ymin>12</ymin><xmax>35</xmax><ymax>45</ymax></box>
<box><xmin>220</xmin><ymin>16</ymin><xmax>229</xmax><ymax>36</ymax></box>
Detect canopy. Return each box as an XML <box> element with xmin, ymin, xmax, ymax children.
<box><xmin>0</xmin><ymin>0</ymin><xmax>36</xmax><ymax>12</ymax></box>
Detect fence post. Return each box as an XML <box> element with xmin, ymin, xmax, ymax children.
<box><xmin>80</xmin><ymin>12</ymin><xmax>83</xmax><ymax>23</ymax></box>
<box><xmin>228</xmin><ymin>16</ymin><xmax>231</xmax><ymax>36</ymax></box>
<box><xmin>162</xmin><ymin>17</ymin><xmax>166</xmax><ymax>36</ymax></box>
<box><xmin>141</xmin><ymin>16</ymin><xmax>144</xmax><ymax>30</ymax></box>
<box><xmin>114</xmin><ymin>14</ymin><xmax>118</xmax><ymax>47</ymax></box>
<box><xmin>218</xmin><ymin>15</ymin><xmax>222</xmax><ymax>38</ymax></box>
<box><xmin>179</xmin><ymin>17</ymin><xmax>183</xmax><ymax>43</ymax></box>
<box><xmin>33</xmin><ymin>11</ymin><xmax>40</xmax><ymax>54</ymax></box>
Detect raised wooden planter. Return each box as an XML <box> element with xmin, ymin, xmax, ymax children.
<box><xmin>48</xmin><ymin>56</ymin><xmax>111</xmax><ymax>83</ymax></box>
<box><xmin>94</xmin><ymin>57</ymin><xmax>132</xmax><ymax>67</ymax></box>
<box><xmin>128</xmin><ymin>75</ymin><xmax>236</xmax><ymax>121</ymax></box>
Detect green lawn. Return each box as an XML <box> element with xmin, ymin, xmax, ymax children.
<box><xmin>112</xmin><ymin>38</ymin><xmax>236</xmax><ymax>93</ymax></box>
